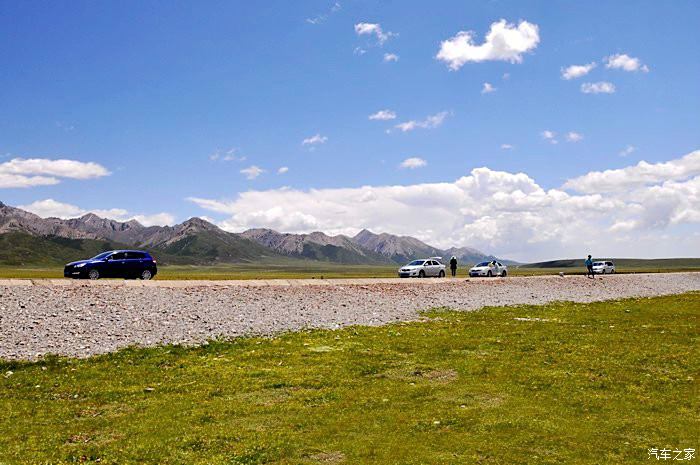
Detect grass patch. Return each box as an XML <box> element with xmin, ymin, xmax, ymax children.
<box><xmin>1</xmin><ymin>263</ymin><xmax>699</xmax><ymax>279</ymax></box>
<box><xmin>0</xmin><ymin>294</ymin><xmax>698</xmax><ymax>464</ymax></box>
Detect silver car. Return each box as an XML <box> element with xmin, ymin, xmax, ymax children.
<box><xmin>398</xmin><ymin>257</ymin><xmax>446</xmax><ymax>278</ymax></box>
<box><xmin>592</xmin><ymin>260</ymin><xmax>615</xmax><ymax>274</ymax></box>
<box><xmin>469</xmin><ymin>261</ymin><xmax>507</xmax><ymax>277</ymax></box>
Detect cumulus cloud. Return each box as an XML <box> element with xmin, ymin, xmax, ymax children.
<box><xmin>277</xmin><ymin>166</ymin><xmax>289</xmax><ymax>174</ymax></box>
<box><xmin>19</xmin><ymin>198</ymin><xmax>174</xmax><ymax>226</ymax></box>
<box><xmin>187</xmin><ymin>150</ymin><xmax>700</xmax><ymax>261</ymax></box>
<box><xmin>481</xmin><ymin>82</ymin><xmax>496</xmax><ymax>94</ymax></box>
<box><xmin>581</xmin><ymin>81</ymin><xmax>616</xmax><ymax>94</ymax></box>
<box><xmin>566</xmin><ymin>132</ymin><xmax>584</xmax><ymax>142</ymax></box>
<box><xmin>369</xmin><ymin>109</ymin><xmax>397</xmax><ymax>121</ymax></box>
<box><xmin>383</xmin><ymin>53</ymin><xmax>399</xmax><ymax>62</ymax></box>
<box><xmin>354</xmin><ymin>22</ymin><xmax>396</xmax><ymax>45</ymax></box>
<box><xmin>619</xmin><ymin>145</ymin><xmax>636</xmax><ymax>157</ymax></box>
<box><xmin>189</xmin><ymin>151</ymin><xmax>700</xmax><ymax>260</ymax></box>
<box><xmin>0</xmin><ymin>158</ymin><xmax>110</xmax><ymax>189</ymax></box>
<box><xmin>563</xmin><ymin>150</ymin><xmax>700</xmax><ymax>193</ymax></box>
<box><xmin>393</xmin><ymin>111</ymin><xmax>449</xmax><ymax>133</ymax></box>
<box><xmin>541</xmin><ymin>130</ymin><xmax>558</xmax><ymax>144</ymax></box>
<box><xmin>605</xmin><ymin>53</ymin><xmax>649</xmax><ymax>72</ymax></box>
<box><xmin>436</xmin><ymin>19</ymin><xmax>540</xmax><ymax>70</ymax></box>
<box><xmin>399</xmin><ymin>157</ymin><xmax>427</xmax><ymax>169</ymax></box>
<box><xmin>561</xmin><ymin>62</ymin><xmax>596</xmax><ymax>80</ymax></box>
<box><xmin>240</xmin><ymin>165</ymin><xmax>265</xmax><ymax>180</ymax></box>
<box><xmin>302</xmin><ymin>134</ymin><xmax>328</xmax><ymax>146</ymax></box>
<box><xmin>501</xmin><ymin>144</ymin><xmax>514</xmax><ymax>150</ymax></box>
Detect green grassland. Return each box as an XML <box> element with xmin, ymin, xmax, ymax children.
<box><xmin>0</xmin><ymin>231</ymin><xmax>698</xmax><ymax>279</ymax></box>
<box><xmin>1</xmin><ymin>293</ymin><xmax>698</xmax><ymax>464</ymax></box>
<box><xmin>2</xmin><ymin>262</ymin><xmax>699</xmax><ymax>280</ymax></box>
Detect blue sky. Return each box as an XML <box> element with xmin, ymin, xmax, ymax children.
<box><xmin>1</xmin><ymin>1</ymin><xmax>699</xmax><ymax>260</ymax></box>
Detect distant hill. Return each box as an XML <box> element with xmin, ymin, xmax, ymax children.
<box><xmin>240</xmin><ymin>228</ymin><xmax>391</xmax><ymax>265</ymax></box>
<box><xmin>0</xmin><ymin>232</ymin><xmax>132</xmax><ymax>267</ymax></box>
<box><xmin>520</xmin><ymin>258</ymin><xmax>700</xmax><ymax>269</ymax></box>
<box><xmin>351</xmin><ymin>229</ymin><xmax>443</xmax><ymax>264</ymax></box>
<box><xmin>351</xmin><ymin>229</ymin><xmax>505</xmax><ymax>265</ymax></box>
<box><xmin>0</xmin><ymin>202</ymin><xmax>283</xmax><ymax>265</ymax></box>
<box><xmin>0</xmin><ymin>200</ymin><xmax>512</xmax><ymax>267</ymax></box>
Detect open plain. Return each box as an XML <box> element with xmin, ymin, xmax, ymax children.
<box><xmin>1</xmin><ymin>272</ymin><xmax>698</xmax><ymax>360</ymax></box>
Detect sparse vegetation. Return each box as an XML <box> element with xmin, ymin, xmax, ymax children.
<box><xmin>1</xmin><ymin>293</ymin><xmax>697</xmax><ymax>464</ymax></box>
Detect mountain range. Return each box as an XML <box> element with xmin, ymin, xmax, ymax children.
<box><xmin>0</xmin><ymin>200</ymin><xmax>509</xmax><ymax>266</ymax></box>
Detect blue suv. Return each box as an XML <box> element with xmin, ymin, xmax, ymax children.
<box><xmin>64</xmin><ymin>250</ymin><xmax>158</xmax><ymax>280</ymax></box>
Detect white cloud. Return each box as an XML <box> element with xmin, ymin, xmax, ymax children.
<box><xmin>561</xmin><ymin>62</ymin><xmax>596</xmax><ymax>80</ymax></box>
<box><xmin>132</xmin><ymin>213</ymin><xmax>177</xmax><ymax>227</ymax></box>
<box><xmin>501</xmin><ymin>144</ymin><xmax>514</xmax><ymax>150</ymax></box>
<box><xmin>383</xmin><ymin>53</ymin><xmax>399</xmax><ymax>62</ymax></box>
<box><xmin>369</xmin><ymin>109</ymin><xmax>397</xmax><ymax>121</ymax></box>
<box><xmin>187</xmin><ymin>150</ymin><xmax>700</xmax><ymax>260</ymax></box>
<box><xmin>354</xmin><ymin>22</ymin><xmax>396</xmax><ymax>45</ymax></box>
<box><xmin>541</xmin><ymin>130</ymin><xmax>558</xmax><ymax>144</ymax></box>
<box><xmin>353</xmin><ymin>47</ymin><xmax>367</xmax><ymax>56</ymax></box>
<box><xmin>581</xmin><ymin>81</ymin><xmax>616</xmax><ymax>94</ymax></box>
<box><xmin>481</xmin><ymin>82</ymin><xmax>496</xmax><ymax>94</ymax></box>
<box><xmin>436</xmin><ymin>19</ymin><xmax>540</xmax><ymax>70</ymax></box>
<box><xmin>0</xmin><ymin>158</ymin><xmax>110</xmax><ymax>188</ymax></box>
<box><xmin>563</xmin><ymin>150</ymin><xmax>700</xmax><ymax>193</ymax></box>
<box><xmin>399</xmin><ymin>157</ymin><xmax>427</xmax><ymax>169</ymax></box>
<box><xmin>566</xmin><ymin>131</ymin><xmax>584</xmax><ymax>142</ymax></box>
<box><xmin>19</xmin><ymin>198</ymin><xmax>85</xmax><ymax>218</ymax></box>
<box><xmin>619</xmin><ymin>145</ymin><xmax>636</xmax><ymax>157</ymax></box>
<box><xmin>393</xmin><ymin>111</ymin><xmax>449</xmax><ymax>133</ymax></box>
<box><xmin>19</xmin><ymin>198</ymin><xmax>174</xmax><ymax>226</ymax></box>
<box><xmin>302</xmin><ymin>134</ymin><xmax>328</xmax><ymax>146</ymax></box>
<box><xmin>277</xmin><ymin>166</ymin><xmax>289</xmax><ymax>174</ymax></box>
<box><xmin>306</xmin><ymin>2</ymin><xmax>341</xmax><ymax>24</ymax></box>
<box><xmin>240</xmin><ymin>165</ymin><xmax>265</xmax><ymax>180</ymax></box>
<box><xmin>605</xmin><ymin>53</ymin><xmax>649</xmax><ymax>72</ymax></box>
<box><xmin>210</xmin><ymin>148</ymin><xmax>244</xmax><ymax>162</ymax></box>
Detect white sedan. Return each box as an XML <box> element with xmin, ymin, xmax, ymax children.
<box><xmin>469</xmin><ymin>261</ymin><xmax>507</xmax><ymax>277</ymax></box>
<box><xmin>592</xmin><ymin>261</ymin><xmax>615</xmax><ymax>274</ymax></box>
<box><xmin>398</xmin><ymin>258</ymin><xmax>446</xmax><ymax>278</ymax></box>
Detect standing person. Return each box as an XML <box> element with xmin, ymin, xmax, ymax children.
<box><xmin>585</xmin><ymin>255</ymin><xmax>594</xmax><ymax>279</ymax></box>
<box><xmin>449</xmin><ymin>256</ymin><xmax>458</xmax><ymax>277</ymax></box>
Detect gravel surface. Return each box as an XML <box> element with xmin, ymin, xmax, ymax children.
<box><xmin>1</xmin><ymin>273</ymin><xmax>698</xmax><ymax>360</ymax></box>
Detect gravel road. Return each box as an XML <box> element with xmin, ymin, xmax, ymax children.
<box><xmin>1</xmin><ymin>273</ymin><xmax>698</xmax><ymax>360</ymax></box>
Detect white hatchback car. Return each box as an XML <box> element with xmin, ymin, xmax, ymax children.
<box><xmin>398</xmin><ymin>258</ymin><xmax>446</xmax><ymax>278</ymax></box>
<box><xmin>592</xmin><ymin>260</ymin><xmax>615</xmax><ymax>274</ymax></box>
<box><xmin>469</xmin><ymin>261</ymin><xmax>507</xmax><ymax>277</ymax></box>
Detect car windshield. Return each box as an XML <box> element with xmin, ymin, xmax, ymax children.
<box><xmin>477</xmin><ymin>262</ymin><xmax>490</xmax><ymax>267</ymax></box>
<box><xmin>90</xmin><ymin>252</ymin><xmax>112</xmax><ymax>260</ymax></box>
<box><xmin>407</xmin><ymin>260</ymin><xmax>425</xmax><ymax>266</ymax></box>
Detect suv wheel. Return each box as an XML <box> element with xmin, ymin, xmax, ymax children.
<box><xmin>141</xmin><ymin>270</ymin><xmax>153</xmax><ymax>280</ymax></box>
<box><xmin>438</xmin><ymin>270</ymin><xmax>445</xmax><ymax>278</ymax></box>
<box><xmin>418</xmin><ymin>270</ymin><xmax>425</xmax><ymax>278</ymax></box>
<box><xmin>501</xmin><ymin>270</ymin><xmax>507</xmax><ymax>277</ymax></box>
<box><xmin>88</xmin><ymin>269</ymin><xmax>100</xmax><ymax>280</ymax></box>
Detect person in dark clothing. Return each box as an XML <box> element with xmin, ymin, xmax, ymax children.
<box><xmin>449</xmin><ymin>256</ymin><xmax>458</xmax><ymax>277</ymax></box>
<box><xmin>585</xmin><ymin>255</ymin><xmax>594</xmax><ymax>279</ymax></box>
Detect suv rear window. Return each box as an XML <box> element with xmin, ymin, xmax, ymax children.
<box><xmin>127</xmin><ymin>252</ymin><xmax>147</xmax><ymax>259</ymax></box>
